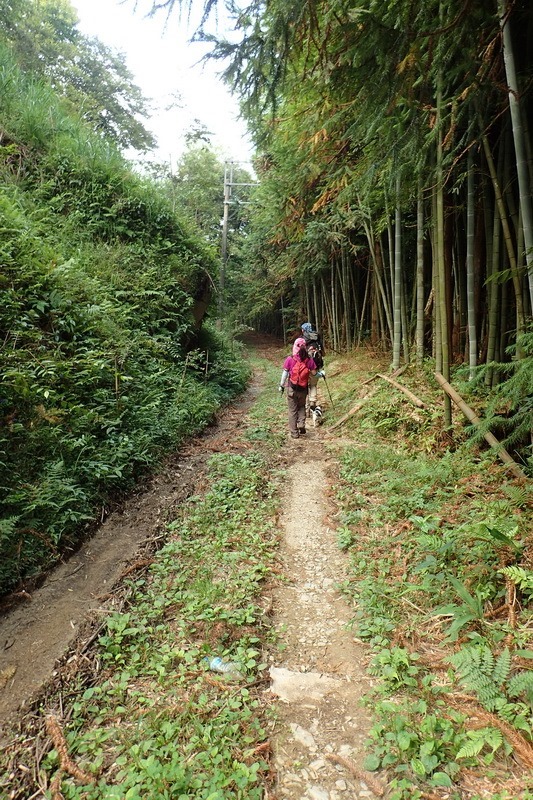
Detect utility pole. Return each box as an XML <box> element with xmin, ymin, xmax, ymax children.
<box><xmin>218</xmin><ymin>162</ymin><xmax>258</xmax><ymax>328</ymax></box>
<box><xmin>218</xmin><ymin>162</ymin><xmax>233</xmax><ymax>328</ymax></box>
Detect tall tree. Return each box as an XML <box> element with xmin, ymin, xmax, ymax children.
<box><xmin>498</xmin><ymin>0</ymin><xmax>533</xmax><ymax>311</ymax></box>
<box><xmin>0</xmin><ymin>0</ymin><xmax>156</xmax><ymax>151</ymax></box>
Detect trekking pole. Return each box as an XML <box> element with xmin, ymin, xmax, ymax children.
<box><xmin>322</xmin><ymin>375</ymin><xmax>334</xmax><ymax>408</ymax></box>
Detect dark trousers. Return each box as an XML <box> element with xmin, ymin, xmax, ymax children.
<box><xmin>287</xmin><ymin>386</ymin><xmax>307</xmax><ymax>433</ymax></box>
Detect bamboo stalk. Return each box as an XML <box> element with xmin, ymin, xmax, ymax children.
<box><xmin>376</xmin><ymin>374</ymin><xmax>426</xmax><ymax>408</ymax></box>
<box><xmin>434</xmin><ymin>372</ymin><xmax>526</xmax><ymax>480</ymax></box>
<box><xmin>327</xmin><ymin>398</ymin><xmax>369</xmax><ymax>430</ymax></box>
<box><xmin>328</xmin><ymin>367</ymin><xmax>407</xmax><ymax>430</ymax></box>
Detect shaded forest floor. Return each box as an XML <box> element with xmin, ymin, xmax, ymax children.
<box><xmin>1</xmin><ymin>337</ymin><xmax>532</xmax><ymax>800</ymax></box>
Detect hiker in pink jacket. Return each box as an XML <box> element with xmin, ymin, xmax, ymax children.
<box><xmin>278</xmin><ymin>343</ymin><xmax>317</xmax><ymax>438</ymax></box>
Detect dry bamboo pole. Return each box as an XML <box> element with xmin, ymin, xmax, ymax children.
<box><xmin>327</xmin><ymin>397</ymin><xmax>372</xmax><ymax>431</ymax></box>
<box><xmin>480</xmin><ymin>129</ymin><xmax>525</xmax><ymax>348</ymax></box>
<box><xmin>376</xmin><ymin>374</ymin><xmax>426</xmax><ymax>408</ymax></box>
<box><xmin>328</xmin><ymin>367</ymin><xmax>406</xmax><ymax>430</ymax></box>
<box><xmin>434</xmin><ymin>372</ymin><xmax>527</xmax><ymax>480</ymax></box>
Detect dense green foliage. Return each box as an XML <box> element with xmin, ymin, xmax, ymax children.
<box><xmin>202</xmin><ymin>0</ymin><xmax>532</xmax><ymax>464</ymax></box>
<box><xmin>3</xmin><ymin>349</ymin><xmax>531</xmax><ymax>799</ymax></box>
<box><xmin>0</xmin><ymin>45</ymin><xmax>249</xmax><ymax>595</ymax></box>
<box><xmin>206</xmin><ymin>0</ymin><xmax>533</xmax><ymax>348</ymax></box>
<box><xmin>146</xmin><ymin>141</ymin><xmax>256</xmax><ymax>331</ymax></box>
<box><xmin>337</xmin><ymin>438</ymin><xmax>533</xmax><ymax>798</ymax></box>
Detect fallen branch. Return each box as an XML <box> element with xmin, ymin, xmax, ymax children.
<box><xmin>45</xmin><ymin>716</ymin><xmax>95</xmax><ymax>786</ymax></box>
<box><xmin>328</xmin><ymin>366</ymin><xmax>407</xmax><ymax>431</ymax></box>
<box><xmin>363</xmin><ymin>365</ymin><xmax>408</xmax><ymax>386</ymax></box>
<box><xmin>434</xmin><ymin>372</ymin><xmax>527</xmax><ymax>481</ymax></box>
<box><xmin>376</xmin><ymin>373</ymin><xmax>426</xmax><ymax>408</ymax></box>
<box><xmin>119</xmin><ymin>558</ymin><xmax>153</xmax><ymax>579</ymax></box>
<box><xmin>360</xmin><ymin>374</ymin><xmax>381</xmax><ymax>386</ymax></box>
<box><xmin>327</xmin><ymin>397</ymin><xmax>370</xmax><ymax>431</ymax></box>
<box><xmin>325</xmin><ymin>752</ymin><xmax>386</xmax><ymax>796</ymax></box>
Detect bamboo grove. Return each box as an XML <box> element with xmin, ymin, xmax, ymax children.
<box><xmin>188</xmin><ymin>0</ymin><xmax>533</xmax><ymax>419</ymax></box>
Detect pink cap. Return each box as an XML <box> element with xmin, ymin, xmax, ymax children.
<box><xmin>292</xmin><ymin>337</ymin><xmax>307</xmax><ymax>355</ymax></box>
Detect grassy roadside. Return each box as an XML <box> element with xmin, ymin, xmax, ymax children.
<box><xmin>323</xmin><ymin>350</ymin><xmax>533</xmax><ymax>800</ymax></box>
<box><xmin>2</xmin><ymin>355</ymin><xmax>287</xmax><ymax>800</ymax></box>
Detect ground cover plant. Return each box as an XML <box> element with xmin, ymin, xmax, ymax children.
<box><xmin>0</xmin><ymin>47</ymin><xmax>251</xmax><ymax>595</ymax></box>
<box><xmin>329</xmin><ymin>356</ymin><xmax>533</xmax><ymax>800</ymax></box>
<box><xmin>2</xmin><ymin>449</ymin><xmax>281</xmax><ymax>799</ymax></box>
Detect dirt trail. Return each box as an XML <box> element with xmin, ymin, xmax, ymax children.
<box><xmin>0</xmin><ymin>352</ymin><xmax>377</xmax><ymax>798</ymax></box>
<box><xmin>269</xmin><ymin>432</ymin><xmax>378</xmax><ymax>800</ymax></box>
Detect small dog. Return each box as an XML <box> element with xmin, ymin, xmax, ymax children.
<box><xmin>311</xmin><ymin>405</ymin><xmax>323</xmax><ymax>427</ymax></box>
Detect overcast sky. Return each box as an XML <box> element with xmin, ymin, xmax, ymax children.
<box><xmin>70</xmin><ymin>0</ymin><xmax>254</xmax><ymax>169</ymax></box>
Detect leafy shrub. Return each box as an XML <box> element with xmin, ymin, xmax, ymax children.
<box><xmin>0</xmin><ymin>52</ymin><xmax>246</xmax><ymax>595</ymax></box>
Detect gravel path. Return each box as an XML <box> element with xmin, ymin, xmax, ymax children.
<box><xmin>268</xmin><ymin>432</ymin><xmax>381</xmax><ymax>799</ymax></box>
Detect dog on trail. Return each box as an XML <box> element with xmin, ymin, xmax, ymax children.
<box><xmin>311</xmin><ymin>405</ymin><xmax>323</xmax><ymax>427</ymax></box>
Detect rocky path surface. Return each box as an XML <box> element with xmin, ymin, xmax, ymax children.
<box><xmin>268</xmin><ymin>432</ymin><xmax>379</xmax><ymax>799</ymax></box>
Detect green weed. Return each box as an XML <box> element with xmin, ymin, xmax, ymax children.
<box><xmin>37</xmin><ymin>451</ymin><xmax>280</xmax><ymax>798</ymax></box>
<box><xmin>333</xmin><ymin>419</ymin><xmax>533</xmax><ymax>797</ymax></box>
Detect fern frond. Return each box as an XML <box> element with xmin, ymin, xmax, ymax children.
<box><xmin>501</xmin><ymin>483</ymin><xmax>532</xmax><ymax>509</ymax></box>
<box><xmin>448</xmin><ymin>645</ymin><xmax>509</xmax><ymax>710</ymax></box>
<box><xmin>456</xmin><ymin>735</ymin><xmax>486</xmax><ymax>759</ymax></box>
<box><xmin>456</xmin><ymin>727</ymin><xmax>504</xmax><ymax>759</ymax></box>
<box><xmin>0</xmin><ymin>516</ymin><xmax>19</xmax><ymax>538</ymax></box>
<box><xmin>499</xmin><ymin>565</ymin><xmax>533</xmax><ymax>593</ymax></box>
<box><xmin>508</xmin><ymin>671</ymin><xmax>533</xmax><ymax>704</ymax></box>
<box><xmin>493</xmin><ymin>648</ymin><xmax>512</xmax><ymax>688</ymax></box>
<box><xmin>480</xmin><ymin>646</ymin><xmax>495</xmax><ymax>677</ymax></box>
<box><xmin>417</xmin><ymin>534</ymin><xmax>445</xmax><ymax>551</ymax></box>
<box><xmin>476</xmin><ymin>676</ymin><xmax>503</xmax><ymax>710</ymax></box>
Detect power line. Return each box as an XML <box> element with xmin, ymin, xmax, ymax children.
<box><xmin>219</xmin><ymin>162</ymin><xmax>259</xmax><ymax>326</ymax></box>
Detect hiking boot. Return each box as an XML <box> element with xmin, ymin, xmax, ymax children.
<box><xmin>290</xmin><ymin>431</ymin><xmax>299</xmax><ymax>439</ymax></box>
<box><xmin>298</xmin><ymin>427</ymin><xmax>306</xmax><ymax>434</ymax></box>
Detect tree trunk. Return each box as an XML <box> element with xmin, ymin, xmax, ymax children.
<box><xmin>436</xmin><ymin>65</ymin><xmax>452</xmax><ymax>426</ymax></box>
<box><xmin>466</xmin><ymin>146</ymin><xmax>477</xmax><ymax>379</ymax></box>
<box><xmin>392</xmin><ymin>177</ymin><xmax>403</xmax><ymax>370</ymax></box>
<box><xmin>485</xmin><ymin>184</ymin><xmax>502</xmax><ymax>386</ymax></box>
<box><xmin>416</xmin><ymin>183</ymin><xmax>425</xmax><ymax>363</ymax></box>
<box><xmin>331</xmin><ymin>259</ymin><xmax>338</xmax><ymax>351</ymax></box>
<box><xmin>480</xmin><ymin>128</ymin><xmax>526</xmax><ymax>351</ymax></box>
<box><xmin>361</xmin><ymin>218</ymin><xmax>393</xmax><ymax>342</ymax></box>
<box><xmin>313</xmin><ymin>280</ymin><xmax>320</xmax><ymax>335</ymax></box>
<box><xmin>357</xmin><ymin>266</ymin><xmax>370</xmax><ymax>347</ymax></box>
<box><xmin>498</xmin><ymin>0</ymin><xmax>533</xmax><ymax>311</ymax></box>
<box><xmin>401</xmin><ymin>275</ymin><xmax>410</xmax><ymax>365</ymax></box>
<box><xmin>342</xmin><ymin>246</ymin><xmax>352</xmax><ymax>350</ymax></box>
<box><xmin>435</xmin><ymin>372</ymin><xmax>526</xmax><ymax>480</ymax></box>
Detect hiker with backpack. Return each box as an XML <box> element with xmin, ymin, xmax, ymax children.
<box><xmin>278</xmin><ymin>342</ymin><xmax>318</xmax><ymax>439</ymax></box>
<box><xmin>300</xmin><ymin>322</ymin><xmax>325</xmax><ymax>412</ymax></box>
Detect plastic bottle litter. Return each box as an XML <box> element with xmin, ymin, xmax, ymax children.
<box><xmin>205</xmin><ymin>656</ymin><xmax>244</xmax><ymax>681</ymax></box>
